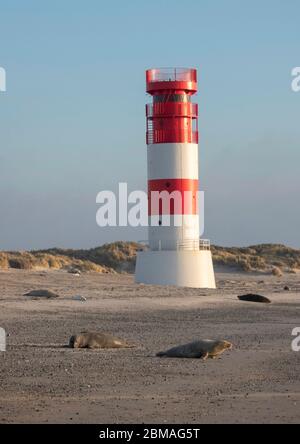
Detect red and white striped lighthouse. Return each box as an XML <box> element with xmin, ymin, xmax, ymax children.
<box><xmin>135</xmin><ymin>68</ymin><xmax>216</xmax><ymax>288</ymax></box>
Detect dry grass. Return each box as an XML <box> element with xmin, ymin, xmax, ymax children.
<box><xmin>271</xmin><ymin>266</ymin><xmax>283</xmax><ymax>277</ymax></box>
<box><xmin>0</xmin><ymin>252</ymin><xmax>9</xmax><ymax>269</ymax></box>
<box><xmin>0</xmin><ymin>242</ymin><xmax>299</xmax><ymax>275</ymax></box>
<box><xmin>34</xmin><ymin>241</ymin><xmax>143</xmax><ymax>273</ymax></box>
<box><xmin>211</xmin><ymin>244</ymin><xmax>300</xmax><ymax>274</ymax></box>
<box><xmin>0</xmin><ymin>251</ymin><xmax>112</xmax><ymax>273</ymax></box>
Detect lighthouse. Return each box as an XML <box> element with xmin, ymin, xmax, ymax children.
<box><xmin>135</xmin><ymin>68</ymin><xmax>216</xmax><ymax>288</ymax></box>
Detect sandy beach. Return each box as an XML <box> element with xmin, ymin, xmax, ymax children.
<box><xmin>0</xmin><ymin>269</ymin><xmax>299</xmax><ymax>424</ymax></box>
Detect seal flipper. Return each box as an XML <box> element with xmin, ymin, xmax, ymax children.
<box><xmin>199</xmin><ymin>351</ymin><xmax>209</xmax><ymax>360</ymax></box>
<box><xmin>156</xmin><ymin>351</ymin><xmax>167</xmax><ymax>357</ymax></box>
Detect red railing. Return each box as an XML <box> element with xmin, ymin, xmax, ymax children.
<box><xmin>146</xmin><ymin>129</ymin><xmax>198</xmax><ymax>145</ymax></box>
<box><xmin>146</xmin><ymin>102</ymin><xmax>198</xmax><ymax>118</ymax></box>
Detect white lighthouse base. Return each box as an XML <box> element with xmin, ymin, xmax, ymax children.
<box><xmin>135</xmin><ymin>250</ymin><xmax>216</xmax><ymax>289</ymax></box>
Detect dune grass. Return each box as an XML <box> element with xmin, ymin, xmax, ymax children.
<box><xmin>211</xmin><ymin>244</ymin><xmax>300</xmax><ymax>273</ymax></box>
<box><xmin>0</xmin><ymin>251</ymin><xmax>113</xmax><ymax>273</ymax></box>
<box><xmin>0</xmin><ymin>242</ymin><xmax>299</xmax><ymax>274</ymax></box>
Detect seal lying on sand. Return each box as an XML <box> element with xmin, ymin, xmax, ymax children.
<box><xmin>238</xmin><ymin>294</ymin><xmax>271</xmax><ymax>303</ymax></box>
<box><xmin>69</xmin><ymin>332</ymin><xmax>132</xmax><ymax>349</ymax></box>
<box><xmin>24</xmin><ymin>289</ymin><xmax>59</xmax><ymax>299</ymax></box>
<box><xmin>156</xmin><ymin>339</ymin><xmax>232</xmax><ymax>360</ymax></box>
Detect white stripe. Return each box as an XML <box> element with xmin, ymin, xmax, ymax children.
<box><xmin>148</xmin><ymin>143</ymin><xmax>198</xmax><ymax>180</ymax></box>
<box><xmin>148</xmin><ymin>215</ymin><xmax>199</xmax><ymax>251</ymax></box>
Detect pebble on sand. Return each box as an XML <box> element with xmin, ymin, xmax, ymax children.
<box><xmin>72</xmin><ymin>295</ymin><xmax>87</xmax><ymax>302</ymax></box>
<box><xmin>67</xmin><ymin>268</ymin><xmax>81</xmax><ymax>276</ymax></box>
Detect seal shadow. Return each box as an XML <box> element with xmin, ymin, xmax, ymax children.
<box><xmin>12</xmin><ymin>344</ymin><xmax>69</xmax><ymax>350</ymax></box>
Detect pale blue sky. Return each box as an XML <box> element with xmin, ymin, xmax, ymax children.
<box><xmin>0</xmin><ymin>0</ymin><xmax>299</xmax><ymax>249</ymax></box>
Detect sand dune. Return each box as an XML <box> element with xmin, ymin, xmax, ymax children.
<box><xmin>1</xmin><ymin>242</ymin><xmax>300</xmax><ymax>275</ymax></box>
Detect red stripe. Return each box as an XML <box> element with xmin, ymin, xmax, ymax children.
<box><xmin>146</xmin><ymin>102</ymin><xmax>198</xmax><ymax>118</ymax></box>
<box><xmin>148</xmin><ymin>179</ymin><xmax>198</xmax><ymax>215</ymax></box>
